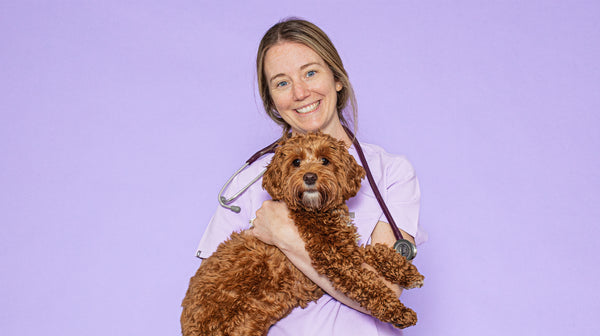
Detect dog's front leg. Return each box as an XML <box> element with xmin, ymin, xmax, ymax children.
<box><xmin>315</xmin><ymin>259</ymin><xmax>419</xmax><ymax>328</ymax></box>
<box><xmin>363</xmin><ymin>244</ymin><xmax>424</xmax><ymax>289</ymax></box>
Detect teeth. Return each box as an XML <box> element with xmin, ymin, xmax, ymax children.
<box><xmin>296</xmin><ymin>101</ymin><xmax>320</xmax><ymax>113</ymax></box>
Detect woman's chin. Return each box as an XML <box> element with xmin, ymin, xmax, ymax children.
<box><xmin>291</xmin><ymin>124</ymin><xmax>322</xmax><ymax>134</ymax></box>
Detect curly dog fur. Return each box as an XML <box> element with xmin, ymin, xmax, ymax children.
<box><xmin>181</xmin><ymin>132</ymin><xmax>424</xmax><ymax>335</ymax></box>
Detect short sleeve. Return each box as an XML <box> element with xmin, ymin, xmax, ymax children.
<box><xmin>195</xmin><ymin>205</ymin><xmax>249</xmax><ymax>259</ymax></box>
<box><xmin>195</xmin><ymin>172</ymin><xmax>253</xmax><ymax>259</ymax></box>
<box><xmin>383</xmin><ymin>155</ymin><xmax>427</xmax><ymax>245</ymax></box>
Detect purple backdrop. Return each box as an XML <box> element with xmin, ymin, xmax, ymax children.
<box><xmin>2</xmin><ymin>1</ymin><xmax>599</xmax><ymax>335</ymax></box>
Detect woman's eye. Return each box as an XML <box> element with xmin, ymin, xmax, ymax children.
<box><xmin>292</xmin><ymin>159</ymin><xmax>301</xmax><ymax>167</ymax></box>
<box><xmin>306</xmin><ymin>70</ymin><xmax>316</xmax><ymax>78</ymax></box>
<box><xmin>321</xmin><ymin>158</ymin><xmax>329</xmax><ymax>165</ymax></box>
<box><xmin>277</xmin><ymin>80</ymin><xmax>288</xmax><ymax>88</ymax></box>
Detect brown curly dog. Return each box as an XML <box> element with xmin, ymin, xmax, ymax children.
<box><xmin>181</xmin><ymin>132</ymin><xmax>424</xmax><ymax>336</ymax></box>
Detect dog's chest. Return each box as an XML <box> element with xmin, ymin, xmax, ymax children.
<box><xmin>291</xmin><ymin>211</ymin><xmax>359</xmax><ymax>247</ymax></box>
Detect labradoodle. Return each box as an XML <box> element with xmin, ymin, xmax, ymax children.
<box><xmin>181</xmin><ymin>132</ymin><xmax>424</xmax><ymax>336</ymax></box>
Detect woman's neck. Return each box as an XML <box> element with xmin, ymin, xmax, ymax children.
<box><xmin>291</xmin><ymin>122</ymin><xmax>352</xmax><ymax>147</ymax></box>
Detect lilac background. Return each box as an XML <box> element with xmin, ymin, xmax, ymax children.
<box><xmin>1</xmin><ymin>1</ymin><xmax>599</xmax><ymax>335</ymax></box>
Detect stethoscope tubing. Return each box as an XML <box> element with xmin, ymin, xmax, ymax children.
<box><xmin>343</xmin><ymin>126</ymin><xmax>406</xmax><ymax>241</ymax></box>
<box><xmin>217</xmin><ymin>139</ymin><xmax>279</xmax><ymax>213</ymax></box>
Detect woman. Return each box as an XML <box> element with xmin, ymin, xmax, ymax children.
<box><xmin>195</xmin><ymin>18</ymin><xmax>425</xmax><ymax>335</ymax></box>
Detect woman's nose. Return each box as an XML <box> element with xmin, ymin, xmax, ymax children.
<box><xmin>293</xmin><ymin>81</ymin><xmax>310</xmax><ymax>100</ymax></box>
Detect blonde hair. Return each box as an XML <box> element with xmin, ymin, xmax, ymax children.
<box><xmin>256</xmin><ymin>18</ymin><xmax>357</xmax><ymax>136</ymax></box>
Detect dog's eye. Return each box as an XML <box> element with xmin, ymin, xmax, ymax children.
<box><xmin>292</xmin><ymin>159</ymin><xmax>301</xmax><ymax>167</ymax></box>
<box><xmin>321</xmin><ymin>158</ymin><xmax>329</xmax><ymax>166</ymax></box>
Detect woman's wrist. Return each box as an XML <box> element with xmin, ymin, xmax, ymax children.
<box><xmin>273</xmin><ymin>220</ymin><xmax>303</xmax><ymax>252</ymax></box>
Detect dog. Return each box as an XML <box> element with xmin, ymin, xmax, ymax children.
<box><xmin>181</xmin><ymin>132</ymin><xmax>424</xmax><ymax>336</ymax></box>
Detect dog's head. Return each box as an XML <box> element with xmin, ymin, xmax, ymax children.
<box><xmin>263</xmin><ymin>132</ymin><xmax>365</xmax><ymax>212</ymax></box>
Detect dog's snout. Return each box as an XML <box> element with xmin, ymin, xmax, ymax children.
<box><xmin>303</xmin><ymin>172</ymin><xmax>317</xmax><ymax>185</ymax></box>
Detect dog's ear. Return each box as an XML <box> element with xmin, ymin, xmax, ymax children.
<box><xmin>262</xmin><ymin>151</ymin><xmax>285</xmax><ymax>200</ymax></box>
<box><xmin>340</xmin><ymin>150</ymin><xmax>366</xmax><ymax>200</ymax></box>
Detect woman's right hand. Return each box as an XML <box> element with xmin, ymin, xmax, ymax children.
<box><xmin>250</xmin><ymin>200</ymin><xmax>300</xmax><ymax>249</ymax></box>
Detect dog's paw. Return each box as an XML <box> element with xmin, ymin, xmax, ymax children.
<box><xmin>404</xmin><ymin>275</ymin><xmax>424</xmax><ymax>289</ymax></box>
<box><xmin>396</xmin><ymin>262</ymin><xmax>425</xmax><ymax>289</ymax></box>
<box><xmin>391</xmin><ymin>308</ymin><xmax>418</xmax><ymax>329</ymax></box>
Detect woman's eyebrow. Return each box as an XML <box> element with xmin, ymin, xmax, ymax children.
<box><xmin>300</xmin><ymin>62</ymin><xmax>321</xmax><ymax>70</ymax></box>
<box><xmin>269</xmin><ymin>73</ymin><xmax>285</xmax><ymax>83</ymax></box>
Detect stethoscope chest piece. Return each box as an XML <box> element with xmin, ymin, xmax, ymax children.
<box><xmin>393</xmin><ymin>239</ymin><xmax>417</xmax><ymax>261</ymax></box>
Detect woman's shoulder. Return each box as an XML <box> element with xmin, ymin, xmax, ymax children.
<box><xmin>358</xmin><ymin>142</ymin><xmax>416</xmax><ymax>181</ymax></box>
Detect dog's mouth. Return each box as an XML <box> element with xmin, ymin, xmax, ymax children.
<box><xmin>301</xmin><ymin>190</ymin><xmax>322</xmax><ymax>209</ymax></box>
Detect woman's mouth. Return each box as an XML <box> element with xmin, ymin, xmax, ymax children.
<box><xmin>295</xmin><ymin>101</ymin><xmax>320</xmax><ymax>114</ymax></box>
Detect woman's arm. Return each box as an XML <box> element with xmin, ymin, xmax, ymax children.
<box><xmin>369</xmin><ymin>220</ymin><xmax>416</xmax><ymax>298</ymax></box>
<box><xmin>250</xmin><ymin>200</ymin><xmax>412</xmax><ymax>314</ymax></box>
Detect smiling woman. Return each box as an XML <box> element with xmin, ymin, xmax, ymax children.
<box><xmin>190</xmin><ymin>18</ymin><xmax>425</xmax><ymax>336</ymax></box>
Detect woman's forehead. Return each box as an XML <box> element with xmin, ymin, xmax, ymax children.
<box><xmin>264</xmin><ymin>42</ymin><xmax>326</xmax><ymax>75</ymax></box>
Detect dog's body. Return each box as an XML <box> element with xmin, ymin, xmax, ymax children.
<box><xmin>181</xmin><ymin>133</ymin><xmax>424</xmax><ymax>336</ymax></box>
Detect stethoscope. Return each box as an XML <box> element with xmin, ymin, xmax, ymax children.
<box><xmin>218</xmin><ymin>126</ymin><xmax>417</xmax><ymax>260</ymax></box>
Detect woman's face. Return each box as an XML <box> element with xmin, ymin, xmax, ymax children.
<box><xmin>263</xmin><ymin>41</ymin><xmax>342</xmax><ymax>135</ymax></box>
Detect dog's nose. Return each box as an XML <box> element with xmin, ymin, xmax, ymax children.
<box><xmin>303</xmin><ymin>172</ymin><xmax>317</xmax><ymax>185</ymax></box>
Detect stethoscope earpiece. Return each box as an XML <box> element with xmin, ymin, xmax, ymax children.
<box><xmin>219</xmin><ymin>196</ymin><xmax>241</xmax><ymax>213</ymax></box>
